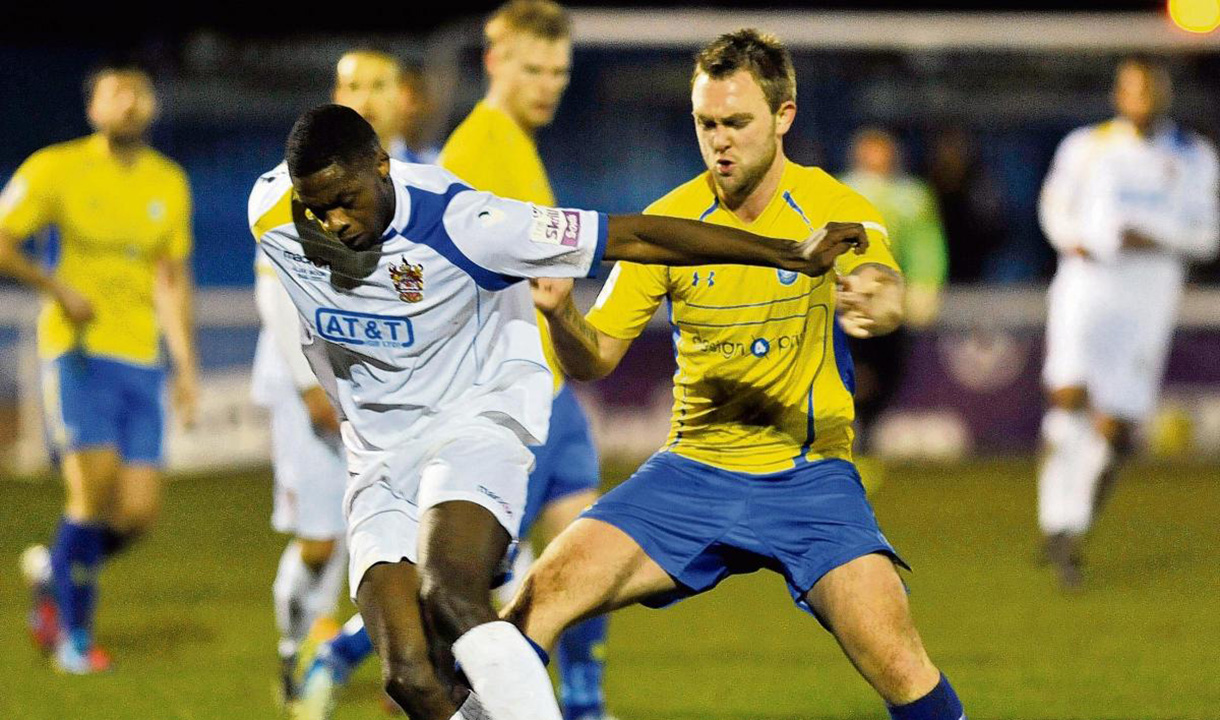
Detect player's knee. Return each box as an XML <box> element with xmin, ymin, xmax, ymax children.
<box><xmin>114</xmin><ymin>503</ymin><xmax>158</xmax><ymax>536</ymax></box>
<box><xmin>419</xmin><ymin>572</ymin><xmax>494</xmax><ymax>641</ymax></box>
<box><xmin>1048</xmin><ymin>386</ymin><xmax>1088</xmax><ymax>411</ymax></box>
<box><xmin>1095</xmin><ymin>416</ymin><xmax>1134</xmax><ymax>454</ymax></box>
<box><xmin>298</xmin><ymin>538</ymin><xmax>336</xmax><ymax>572</ymax></box>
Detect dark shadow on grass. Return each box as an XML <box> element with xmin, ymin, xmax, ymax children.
<box><xmin>101</xmin><ymin>617</ymin><xmax>216</xmax><ymax>654</ymax></box>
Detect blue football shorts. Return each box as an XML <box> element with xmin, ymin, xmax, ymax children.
<box><xmin>583</xmin><ymin>451</ymin><xmax>907</xmax><ymax>618</ymax></box>
<box><xmin>42</xmin><ymin>351</ymin><xmax>167</xmax><ymax>465</ymax></box>
<box><xmin>520</xmin><ymin>384</ymin><xmax>601</xmax><ymax>539</ymax></box>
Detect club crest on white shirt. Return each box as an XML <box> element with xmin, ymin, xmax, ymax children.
<box><xmin>529</xmin><ymin>206</ymin><xmax>580</xmax><ymax>247</ymax></box>
<box><xmin>389</xmin><ymin>257</ymin><xmax>425</xmax><ymax>303</ymax></box>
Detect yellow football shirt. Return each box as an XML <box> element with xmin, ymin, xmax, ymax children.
<box><xmin>0</xmin><ymin>134</ymin><xmax>192</xmax><ymax>365</ymax></box>
<box><xmin>439</xmin><ymin>100</ymin><xmax>564</xmax><ymax>392</ymax></box>
<box><xmin>586</xmin><ymin>160</ymin><xmax>898</xmax><ymax>473</ymax></box>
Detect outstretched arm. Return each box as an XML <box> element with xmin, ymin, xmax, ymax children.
<box><xmin>532</xmin><ymin>278</ymin><xmax>632</xmax><ymax>381</ymax></box>
<box><xmin>604</xmin><ymin>216</ymin><xmax>867</xmax><ymax>276</ymax></box>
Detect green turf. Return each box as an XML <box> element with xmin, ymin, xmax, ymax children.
<box><xmin>1</xmin><ymin>459</ymin><xmax>1216</xmax><ymax>719</ymax></box>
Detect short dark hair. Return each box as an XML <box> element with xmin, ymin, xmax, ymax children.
<box><xmin>693</xmin><ymin>29</ymin><xmax>796</xmax><ymax>113</ymax></box>
<box><xmin>83</xmin><ymin>60</ymin><xmax>152</xmax><ymax>103</ymax></box>
<box><xmin>286</xmin><ymin>104</ymin><xmax>382</xmax><ymax>178</ymax></box>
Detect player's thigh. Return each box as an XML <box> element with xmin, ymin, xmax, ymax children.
<box><xmin>805</xmin><ymin>553</ymin><xmax>937</xmax><ymax>702</ymax></box>
<box><xmin>111</xmin><ymin>463</ymin><xmax>162</xmax><ymax>533</ymax></box>
<box><xmin>1043</xmin><ymin>266</ymin><xmax>1093</xmax><ymax>394</ymax></box>
<box><xmin>505</xmin><ymin>517</ymin><xmax>676</xmax><ymax>649</ymax></box>
<box><xmin>62</xmin><ymin>448</ymin><xmax>123</xmax><ymax>521</ymax></box>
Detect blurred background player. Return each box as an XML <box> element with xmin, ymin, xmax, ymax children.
<box><xmin>334</xmin><ymin>49</ymin><xmax>420</xmax><ymax>164</ymax></box>
<box><xmin>251</xmin><ymin>250</ymin><xmax>347</xmax><ymax>707</ymax></box>
<box><xmin>512</xmin><ymin>29</ymin><xmax>965</xmax><ymax>720</ymax></box>
<box><xmin>298</xmin><ymin>5</ymin><xmax>615</xmax><ymax>720</ymax></box>
<box><xmin>2</xmin><ymin>62</ymin><xmax>198</xmax><ymax>673</ymax></box>
<box><xmin>399</xmin><ymin>63</ymin><xmax>442</xmax><ymax>164</ymax></box>
<box><xmin>1036</xmin><ymin>57</ymin><xmax>1219</xmax><ymax>589</ymax></box>
<box><xmin>843</xmin><ymin>128</ymin><xmax>947</xmax><ymax>468</ymax></box>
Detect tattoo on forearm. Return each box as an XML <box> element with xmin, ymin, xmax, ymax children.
<box><xmin>560</xmin><ymin>301</ymin><xmax>600</xmax><ymax>351</ymax></box>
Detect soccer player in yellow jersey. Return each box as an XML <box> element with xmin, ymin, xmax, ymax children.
<box><xmin>507</xmin><ymin>31</ymin><xmax>968</xmax><ymax>720</ymax></box>
<box><xmin>439</xmin><ymin>4</ymin><xmax>611</xmax><ymax>718</ymax></box>
<box><xmin>0</xmin><ymin>62</ymin><xmax>197</xmax><ymax>674</ymax></box>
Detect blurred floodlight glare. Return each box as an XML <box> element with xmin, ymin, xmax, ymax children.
<box><xmin>1168</xmin><ymin>0</ymin><xmax>1220</xmax><ymax>33</ymax></box>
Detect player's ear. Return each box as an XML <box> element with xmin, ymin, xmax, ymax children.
<box><xmin>774</xmin><ymin>100</ymin><xmax>797</xmax><ymax>136</ymax></box>
<box><xmin>376</xmin><ymin>150</ymin><xmax>391</xmax><ymax>179</ymax></box>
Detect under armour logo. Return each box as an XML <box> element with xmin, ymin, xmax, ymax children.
<box><xmin>693</xmin><ymin>271</ymin><xmax>715</xmax><ymax>287</ymax></box>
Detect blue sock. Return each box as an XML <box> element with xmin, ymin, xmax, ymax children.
<box><xmin>558</xmin><ymin>616</ymin><xmax>607</xmax><ymax>720</ymax></box>
<box><xmin>50</xmin><ymin>519</ymin><xmax>103</xmax><ymax>643</ymax></box>
<box><xmin>329</xmin><ymin>624</ymin><xmax>374</xmax><ymax>667</ymax></box>
<box><xmin>888</xmin><ymin>674</ymin><xmax>965</xmax><ymax>720</ymax></box>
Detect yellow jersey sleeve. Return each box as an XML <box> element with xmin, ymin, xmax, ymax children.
<box><xmin>586</xmin><ymin>261</ymin><xmax>669</xmax><ymax>341</ymax></box>
<box><xmin>830</xmin><ymin>190</ymin><xmax>900</xmax><ymax>277</ymax></box>
<box><xmin>163</xmin><ymin>169</ymin><xmax>193</xmax><ymax>260</ymax></box>
<box><xmin>0</xmin><ymin>148</ymin><xmax>59</xmax><ymax>239</ymax></box>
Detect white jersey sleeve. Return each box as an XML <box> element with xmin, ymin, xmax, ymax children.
<box><xmin>427</xmin><ymin>189</ymin><xmax>608</xmax><ymax>280</ymax></box>
<box><xmin>1039</xmin><ymin>128</ymin><xmax>1110</xmax><ymax>255</ymax></box>
<box><xmin>254</xmin><ymin>254</ymin><xmax>318</xmax><ymax>391</ymax></box>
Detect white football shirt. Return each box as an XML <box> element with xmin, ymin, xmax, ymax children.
<box><xmin>247</xmin><ymin>160</ymin><xmax>607</xmax><ymax>455</ymax></box>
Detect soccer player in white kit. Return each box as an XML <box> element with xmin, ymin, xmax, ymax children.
<box><xmin>1037</xmin><ymin>58</ymin><xmax>1219</xmax><ymax>589</ymax></box>
<box><xmin>248</xmin><ymin>104</ymin><xmax>869</xmax><ymax>720</ymax></box>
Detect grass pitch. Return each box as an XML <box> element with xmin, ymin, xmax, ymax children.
<box><xmin>1</xmin><ymin>459</ymin><xmax>1216</xmax><ymax>720</ymax></box>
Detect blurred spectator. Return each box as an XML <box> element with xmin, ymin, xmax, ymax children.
<box><xmin>928</xmin><ymin>126</ymin><xmax>1008</xmax><ymax>283</ymax></box>
<box><xmin>843</xmin><ymin>128</ymin><xmax>947</xmax><ymax>450</ymax></box>
<box><xmin>399</xmin><ymin>63</ymin><xmax>442</xmax><ymax>163</ymax></box>
<box><xmin>333</xmin><ymin>49</ymin><xmax>418</xmax><ymax>163</ymax></box>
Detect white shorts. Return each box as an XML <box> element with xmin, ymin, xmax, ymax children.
<box><xmin>1043</xmin><ymin>256</ymin><xmax>1182</xmax><ymax>421</ymax></box>
<box><xmin>344</xmin><ymin>414</ymin><xmax>534</xmax><ymax>596</ymax></box>
<box><xmin>268</xmin><ymin>395</ymin><xmax>348</xmax><ymax>541</ymax></box>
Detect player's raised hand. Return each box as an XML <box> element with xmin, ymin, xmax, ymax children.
<box><xmin>795</xmin><ymin>222</ymin><xmax>868</xmax><ymax>276</ymax></box>
<box><xmin>530</xmin><ymin>277</ymin><xmax>576</xmax><ymax>316</ymax></box>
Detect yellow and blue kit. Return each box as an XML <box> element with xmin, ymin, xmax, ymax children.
<box><xmin>440</xmin><ymin>101</ymin><xmax>599</xmax><ymax>535</ymax></box>
<box><xmin>0</xmin><ymin>134</ymin><xmax>192</xmax><ymax>462</ymax></box>
<box><xmin>583</xmin><ymin>160</ymin><xmax>908</xmax><ymax>612</ymax></box>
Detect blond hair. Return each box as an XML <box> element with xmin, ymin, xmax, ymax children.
<box><xmin>485</xmin><ymin>0</ymin><xmax>571</xmax><ymax>50</ymax></box>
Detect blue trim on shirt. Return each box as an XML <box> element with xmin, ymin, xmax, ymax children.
<box><xmin>782</xmin><ymin>191</ymin><xmax>814</xmax><ymax>231</ymax></box>
<box><xmin>401</xmin><ymin>182</ymin><xmax>521</xmax><ymax>291</ymax></box>
<box><xmin>697</xmin><ymin>197</ymin><xmax>719</xmax><ymax>222</ymax></box>
<box><xmin>587</xmin><ymin>212</ymin><xmax>610</xmax><ymax>278</ymax></box>
<box><xmin>676</xmin><ymin>313</ymin><xmax>810</xmax><ymax>329</ymax></box>
<box><xmin>832</xmin><ymin>317</ymin><xmax>856</xmax><ymax>396</ymax></box>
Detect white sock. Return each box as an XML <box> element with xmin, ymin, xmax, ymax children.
<box><xmin>273</xmin><ymin>541</ymin><xmax>311</xmax><ymax>650</ymax></box>
<box><xmin>451</xmin><ymin>621</ymin><xmax>562</xmax><ymax>720</ymax></box>
<box><xmin>1038</xmin><ymin>409</ymin><xmax>1113</xmax><ymax>536</ymax></box>
<box><xmin>451</xmin><ymin>691</ymin><xmax>491</xmax><ymax>720</ymax></box>
<box><xmin>1066</xmin><ymin>424</ymin><xmax>1114</xmax><ymax>534</ymax></box>
<box><xmin>302</xmin><ymin>537</ymin><xmax>347</xmax><ymax>624</ymax></box>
